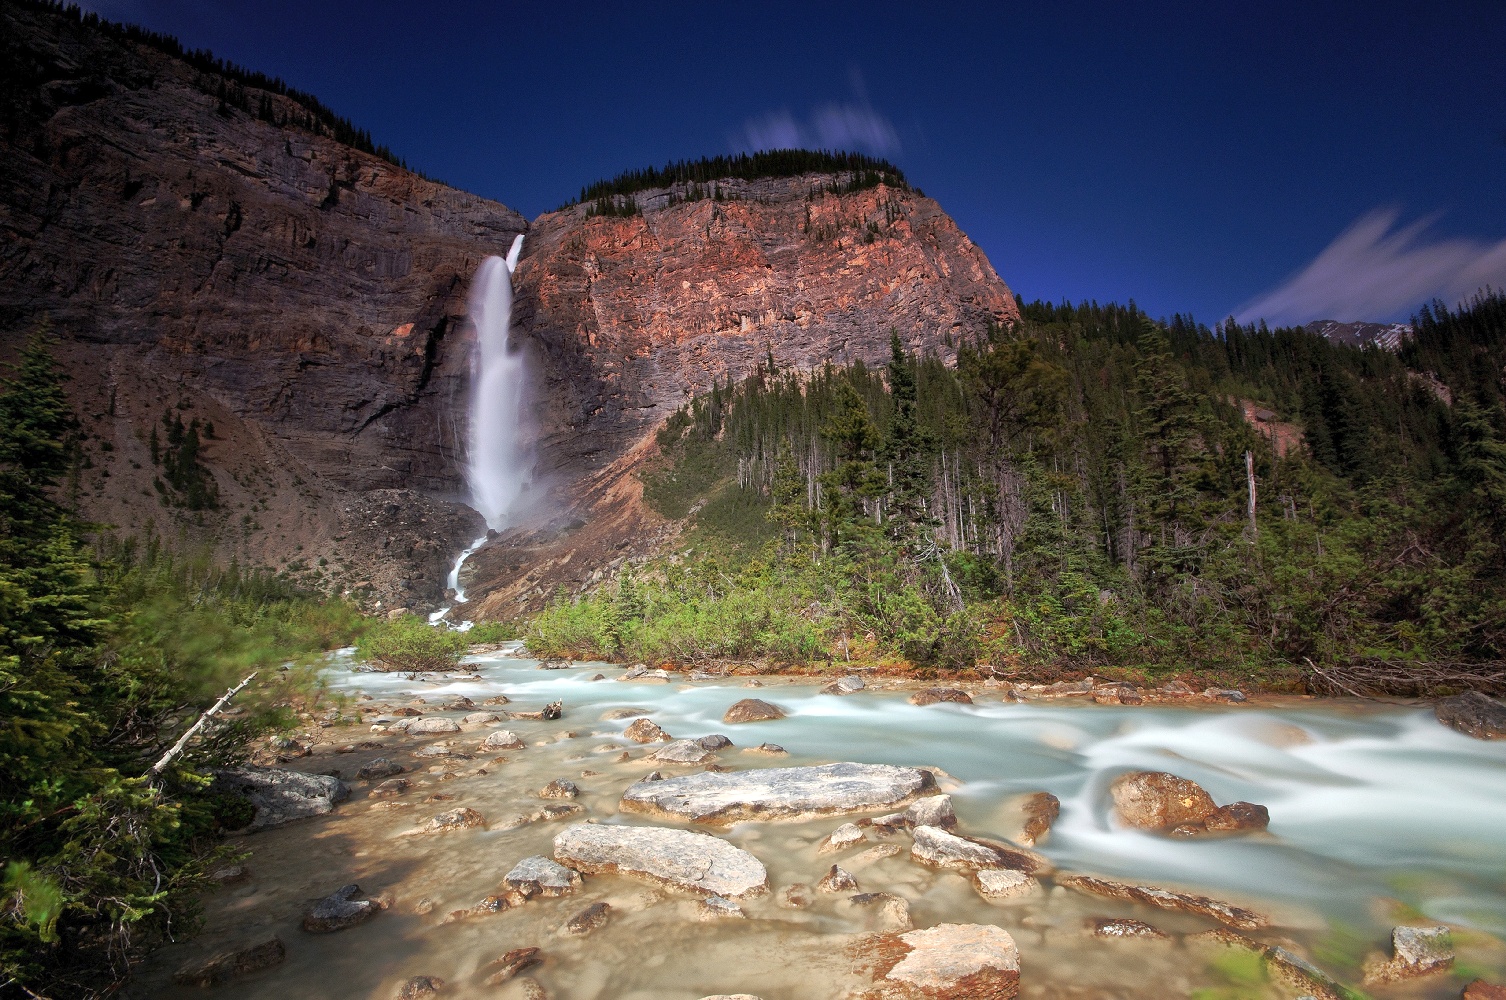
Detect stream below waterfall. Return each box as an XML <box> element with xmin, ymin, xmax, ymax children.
<box><xmin>140</xmin><ymin>648</ymin><xmax>1506</xmax><ymax>999</ymax></box>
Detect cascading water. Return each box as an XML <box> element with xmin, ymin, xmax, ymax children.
<box><xmin>430</xmin><ymin>234</ymin><xmax>529</xmax><ymax>625</ymax></box>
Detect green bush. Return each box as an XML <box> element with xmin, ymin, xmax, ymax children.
<box><xmin>357</xmin><ymin>615</ymin><xmax>468</xmax><ymax>671</ymax></box>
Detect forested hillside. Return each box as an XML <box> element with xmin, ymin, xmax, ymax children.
<box><xmin>529</xmin><ymin>293</ymin><xmax>1506</xmax><ymax>694</ymax></box>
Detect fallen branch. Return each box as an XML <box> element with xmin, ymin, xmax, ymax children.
<box><xmin>1304</xmin><ymin>657</ymin><xmax>1506</xmax><ymax>698</ymax></box>
<box><xmin>148</xmin><ymin>672</ymin><xmax>257</xmax><ymax>780</ymax></box>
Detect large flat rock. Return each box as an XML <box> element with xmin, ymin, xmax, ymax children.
<box><xmin>553</xmin><ymin>823</ymin><xmax>767</xmax><ymax>898</ymax></box>
<box><xmin>619</xmin><ymin>762</ymin><xmax>936</xmax><ymax>824</ymax></box>
<box><xmin>213</xmin><ymin>767</ymin><xmax>349</xmax><ymax>831</ymax></box>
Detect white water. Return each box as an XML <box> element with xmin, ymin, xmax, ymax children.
<box><xmin>431</xmin><ymin>235</ymin><xmax>529</xmax><ymax>625</ymax></box>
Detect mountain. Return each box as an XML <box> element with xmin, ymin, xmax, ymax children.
<box><xmin>0</xmin><ymin>2</ymin><xmax>1017</xmax><ymax>613</ymax></box>
<box><xmin>1305</xmin><ymin>319</ymin><xmax>1411</xmax><ymax>350</ymax></box>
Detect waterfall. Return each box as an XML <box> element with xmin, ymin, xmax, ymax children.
<box><xmin>429</xmin><ymin>234</ymin><xmax>529</xmax><ymax>624</ymax></box>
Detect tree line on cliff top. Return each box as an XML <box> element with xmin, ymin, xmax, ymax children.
<box><xmin>529</xmin><ymin>292</ymin><xmax>1506</xmax><ymax>693</ymax></box>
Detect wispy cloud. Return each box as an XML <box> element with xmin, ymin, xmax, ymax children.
<box><xmin>736</xmin><ymin>103</ymin><xmax>901</xmax><ymax>156</ymax></box>
<box><xmin>1235</xmin><ymin>207</ymin><xmax>1506</xmax><ymax>325</ymax></box>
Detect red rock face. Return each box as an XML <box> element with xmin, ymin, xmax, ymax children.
<box><xmin>1</xmin><ymin>6</ymin><xmax>1019</xmax><ymax>614</ymax></box>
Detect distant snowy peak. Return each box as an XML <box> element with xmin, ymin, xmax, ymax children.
<box><xmin>1305</xmin><ymin>320</ymin><xmax>1412</xmax><ymax>351</ymax></box>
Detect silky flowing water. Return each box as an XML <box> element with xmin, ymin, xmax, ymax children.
<box><xmin>141</xmin><ymin>649</ymin><xmax>1506</xmax><ymax>999</ymax></box>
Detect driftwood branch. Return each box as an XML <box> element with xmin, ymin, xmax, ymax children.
<box><xmin>1304</xmin><ymin>657</ymin><xmax>1506</xmax><ymax>698</ymax></box>
<box><xmin>148</xmin><ymin>672</ymin><xmax>257</xmax><ymax>779</ymax></box>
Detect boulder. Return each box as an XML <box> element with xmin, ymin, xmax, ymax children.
<box><xmin>463</xmin><ymin>711</ymin><xmax>501</xmax><ymax>724</ymax></box>
<box><xmin>822</xmin><ymin>675</ymin><xmax>865</xmax><ymax>695</ymax></box>
<box><xmin>1363</xmin><ymin>925</ymin><xmax>1454</xmax><ymax>984</ymax></box>
<box><xmin>1091</xmin><ymin>918</ymin><xmax>1169</xmax><ymax>939</ymax></box>
<box><xmin>697</xmin><ymin>734</ymin><xmax>734</xmax><ymax>751</ymax></box>
<box><xmin>907</xmin><ymin>688</ymin><xmax>972</xmax><ymax>707</ymax></box>
<box><xmin>624</xmin><ymin>718</ymin><xmax>671</xmax><ymax>743</ymax></box>
<box><xmin>371</xmin><ymin>778</ymin><xmax>411</xmax><ymax>798</ymax></box>
<box><xmin>561</xmin><ymin>901</ymin><xmax>611</xmax><ymax>936</ymax></box>
<box><xmin>904</xmin><ymin>794</ymin><xmax>957</xmax><ymax>830</ymax></box>
<box><xmin>872</xmin><ymin>923</ymin><xmax>1019</xmax><ymax>999</ymax></box>
<box><xmin>652</xmin><ymin>740</ymin><xmax>716</xmax><ymax>764</ymax></box>
<box><xmin>722</xmin><ymin>698</ymin><xmax>786</xmax><ymax>723</ymax></box>
<box><xmin>553</xmin><ymin>822</ymin><xmax>768</xmax><ymax>897</ymax></box>
<box><xmin>1017</xmin><ymin>791</ymin><xmax>1060</xmax><ymax>846</ymax></box>
<box><xmin>481</xmin><ymin>730</ymin><xmax>525</xmax><ymax>751</ymax></box>
<box><xmin>395</xmin><ymin>976</ymin><xmax>444</xmax><ymax>999</ymax></box>
<box><xmin>173</xmin><ymin>937</ymin><xmax>286</xmax><ymax>986</ymax></box>
<box><xmin>1058</xmin><ymin>874</ymin><xmax>1266</xmax><ymax>930</ymax></box>
<box><xmin>972</xmin><ymin>869</ymin><xmax>1039</xmax><ymax>900</ymax></box>
<box><xmin>302</xmin><ymin>885</ymin><xmax>378</xmax><ymax>933</ymax></box>
<box><xmin>698</xmin><ymin>895</ymin><xmax>746</xmax><ymax>920</ymax></box>
<box><xmin>842</xmin><ymin>891</ymin><xmax>913</xmax><ymax>930</ymax></box>
<box><xmin>213</xmin><ymin>768</ymin><xmax>349</xmax><ymax>831</ymax></box>
<box><xmin>819</xmin><ymin>822</ymin><xmax>867</xmax><ymax>853</ymax></box>
<box><xmin>910</xmin><ymin>825</ymin><xmax>1049</xmax><ymax>874</ymax></box>
<box><xmin>503</xmin><ymin>856</ymin><xmax>583</xmax><ymax>900</ymax></box>
<box><xmin>1435</xmin><ymin>691</ymin><xmax>1506</xmax><ymax>740</ymax></box>
<box><xmin>357</xmin><ymin>758</ymin><xmax>404</xmax><ymax>780</ymax></box>
<box><xmin>419</xmin><ymin>807</ymin><xmax>486</xmax><ymax>833</ymax></box>
<box><xmin>620</xmin><ymin>762</ymin><xmax>936</xmax><ymax>824</ymax></box>
<box><xmin>483</xmin><ymin>948</ymin><xmax>541</xmax><ymax>987</ymax></box>
<box><xmin>407</xmin><ymin>717</ymin><xmax>461</xmax><ymax>735</ymax></box>
<box><xmin>1465</xmin><ymin>982</ymin><xmax>1506</xmax><ymax>999</ymax></box>
<box><xmin>817</xmin><ymin>865</ymin><xmax>858</xmax><ymax>893</ymax></box>
<box><xmin>1110</xmin><ymin>771</ymin><xmax>1218</xmax><ymax>830</ymax></box>
<box><xmin>540</xmin><ymin>779</ymin><xmax>580</xmax><ymax>799</ymax></box>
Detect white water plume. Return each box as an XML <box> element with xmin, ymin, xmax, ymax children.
<box><xmin>430</xmin><ymin>234</ymin><xmax>530</xmax><ymax>625</ymax></box>
<box><xmin>467</xmin><ymin>234</ymin><xmax>531</xmax><ymax>529</ymax></box>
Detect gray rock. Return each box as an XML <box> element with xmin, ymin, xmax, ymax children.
<box><xmin>822</xmin><ymin>675</ymin><xmax>865</xmax><ymax>695</ymax></box>
<box><xmin>818</xmin><ymin>822</ymin><xmax>867</xmax><ymax>853</ymax></box>
<box><xmin>910</xmin><ymin>825</ymin><xmax>1049</xmax><ymax>874</ymax></box>
<box><xmin>357</xmin><ymin>758</ymin><xmax>404</xmax><ymax>780</ymax></box>
<box><xmin>972</xmin><ymin>868</ymin><xmax>1039</xmax><ymax>900</ymax></box>
<box><xmin>904</xmin><ymin>794</ymin><xmax>957</xmax><ymax>830</ymax></box>
<box><xmin>652</xmin><ymin>740</ymin><xmax>716</xmax><ymax>764</ymax></box>
<box><xmin>722</xmin><ymin>698</ymin><xmax>785</xmax><ymax>723</ymax></box>
<box><xmin>1092</xmin><ymin>917</ymin><xmax>1169</xmax><ymax>939</ymax></box>
<box><xmin>624</xmin><ymin>718</ymin><xmax>671</xmax><ymax>743</ymax></box>
<box><xmin>601</xmin><ymin>707</ymin><xmax>652</xmax><ymax>721</ymax></box>
<box><xmin>302</xmin><ymin>884</ymin><xmax>377</xmax><ymax>933</ymax></box>
<box><xmin>908</xmin><ymin>687</ymin><xmax>972</xmax><ymax>706</ymax></box>
<box><xmin>419</xmin><ymin>807</ymin><xmax>485</xmax><ymax>833</ymax></box>
<box><xmin>1365</xmin><ymin>925</ymin><xmax>1455</xmax><ymax>983</ymax></box>
<box><xmin>503</xmin><ymin>856</ymin><xmax>583</xmax><ymax>899</ymax></box>
<box><xmin>697</xmin><ymin>734</ymin><xmax>734</xmax><ymax>750</ymax></box>
<box><xmin>842</xmin><ymin>891</ymin><xmax>912</xmax><ymax>930</ymax></box>
<box><xmin>742</xmin><ymin>743</ymin><xmax>787</xmax><ymax>756</ymax></box>
<box><xmin>173</xmin><ymin>937</ymin><xmax>285</xmax><ymax>986</ymax></box>
<box><xmin>463</xmin><ymin>711</ymin><xmax>501</xmax><ymax>724</ymax></box>
<box><xmin>214</xmin><ymin>768</ymin><xmax>349</xmax><ymax>831</ymax></box>
<box><xmin>407</xmin><ymin>717</ymin><xmax>461</xmax><ymax>735</ymax></box>
<box><xmin>1058</xmin><ymin>874</ymin><xmax>1266</xmax><ymax>931</ymax></box>
<box><xmin>620</xmin><ymin>762</ymin><xmax>936</xmax><ymax>824</ymax></box>
<box><xmin>395</xmin><ymin>976</ymin><xmax>444</xmax><ymax>999</ymax></box>
<box><xmin>1436</xmin><ymin>691</ymin><xmax>1506</xmax><ymax>740</ymax></box>
<box><xmin>371</xmin><ymin>778</ymin><xmax>411</xmax><ymax>798</ymax></box>
<box><xmin>874</xmin><ymin>923</ymin><xmax>1019</xmax><ymax>997</ymax></box>
<box><xmin>553</xmin><ymin>822</ymin><xmax>768</xmax><ymax>897</ymax></box>
<box><xmin>482</xmin><ymin>730</ymin><xmax>525</xmax><ymax>751</ymax></box>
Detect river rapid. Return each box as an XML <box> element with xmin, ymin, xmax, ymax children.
<box><xmin>139</xmin><ymin>647</ymin><xmax>1506</xmax><ymax>999</ymax></box>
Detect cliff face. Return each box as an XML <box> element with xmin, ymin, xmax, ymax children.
<box><xmin>0</xmin><ymin>4</ymin><xmax>1019</xmax><ymax>615</ymax></box>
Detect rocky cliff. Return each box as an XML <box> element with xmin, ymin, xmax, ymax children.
<box><xmin>0</xmin><ymin>2</ymin><xmax>1019</xmax><ymax>615</ymax></box>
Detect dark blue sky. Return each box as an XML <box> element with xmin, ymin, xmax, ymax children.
<box><xmin>86</xmin><ymin>0</ymin><xmax>1506</xmax><ymax>325</ymax></box>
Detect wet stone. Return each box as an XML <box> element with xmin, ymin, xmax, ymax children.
<box><xmin>302</xmin><ymin>884</ymin><xmax>377</xmax><ymax>933</ymax></box>
<box><xmin>652</xmin><ymin>739</ymin><xmax>716</xmax><ymax>764</ymax></box>
<box><xmin>358</xmin><ymin>758</ymin><xmax>404</xmax><ymax>780</ymax></box>
<box><xmin>407</xmin><ymin>717</ymin><xmax>461</xmax><ymax>735</ymax></box>
<box><xmin>213</xmin><ymin>767</ymin><xmax>349</xmax><ymax>831</ymax></box>
<box><xmin>620</xmin><ymin>762</ymin><xmax>936</xmax><ymax>824</ymax></box>
<box><xmin>173</xmin><ymin>937</ymin><xmax>286</xmax><ymax>986</ymax></box>
<box><xmin>908</xmin><ymin>687</ymin><xmax>972</xmax><ymax>706</ymax></box>
<box><xmin>463</xmin><ymin>711</ymin><xmax>500</xmax><ymax>724</ymax></box>
<box><xmin>698</xmin><ymin>895</ymin><xmax>746</xmax><ymax>920</ymax></box>
<box><xmin>779</xmin><ymin>883</ymin><xmax>813</xmax><ymax>908</ymax></box>
<box><xmin>1058</xmin><ymin>874</ymin><xmax>1267</xmax><ymax>931</ymax></box>
<box><xmin>1435</xmin><ymin>691</ymin><xmax>1506</xmax><ymax>740</ymax></box>
<box><xmin>817</xmin><ymin>864</ymin><xmax>858</xmax><ymax>893</ymax></box>
<box><xmin>973</xmin><ymin>868</ymin><xmax>1039</xmax><ymax>900</ymax></box>
<box><xmin>601</xmin><ymin>707</ymin><xmax>651</xmax><ymax>721</ymax></box>
<box><xmin>395</xmin><ymin>975</ymin><xmax>444</xmax><ymax>998</ymax></box>
<box><xmin>1018</xmin><ymin>791</ymin><xmax>1060</xmax><ymax>846</ymax></box>
<box><xmin>875</xmin><ymin>923</ymin><xmax>1020</xmax><ymax>999</ymax></box>
<box><xmin>419</xmin><ymin>807</ymin><xmax>486</xmax><ymax>833</ymax></box>
<box><xmin>371</xmin><ymin>778</ymin><xmax>411</xmax><ymax>798</ymax></box>
<box><xmin>1464</xmin><ymin>981</ymin><xmax>1506</xmax><ymax>999</ymax></box>
<box><xmin>1091</xmin><ymin>918</ymin><xmax>1170</xmax><ymax>939</ymax></box>
<box><xmin>818</xmin><ymin>822</ymin><xmax>867</xmax><ymax>853</ymax></box>
<box><xmin>1364</xmin><ymin>925</ymin><xmax>1455</xmax><ymax>983</ymax></box>
<box><xmin>1205</xmin><ymin>801</ymin><xmax>1270</xmax><ymax>833</ymax></box>
<box><xmin>504</xmin><ymin>856</ymin><xmax>583</xmax><ymax>900</ymax></box>
<box><xmin>483</xmin><ymin>947</ymin><xmax>542</xmax><ymax>986</ymax></box>
<box><xmin>843</xmin><ymin>891</ymin><xmax>912</xmax><ymax>930</ymax></box>
<box><xmin>540</xmin><ymin>779</ymin><xmax>580</xmax><ymax>799</ymax></box>
<box><xmin>904</xmin><ymin>793</ymin><xmax>957</xmax><ymax>830</ymax></box>
<box><xmin>910</xmin><ymin>825</ymin><xmax>1049</xmax><ymax>874</ymax></box>
<box><xmin>1110</xmin><ymin>770</ymin><xmax>1218</xmax><ymax>831</ymax></box>
<box><xmin>722</xmin><ymin>698</ymin><xmax>786</xmax><ymax>723</ymax></box>
<box><xmin>561</xmin><ymin>901</ymin><xmax>611</xmax><ymax>936</ymax></box>
<box><xmin>697</xmin><ymin>733</ymin><xmax>734</xmax><ymax>750</ymax></box>
<box><xmin>624</xmin><ymin>718</ymin><xmax>670</xmax><ymax>743</ymax></box>
<box><xmin>822</xmin><ymin>675</ymin><xmax>865</xmax><ymax>695</ymax></box>
<box><xmin>553</xmin><ymin>822</ymin><xmax>768</xmax><ymax>897</ymax></box>
<box><xmin>743</xmin><ymin>743</ymin><xmax>788</xmax><ymax>756</ymax></box>
<box><xmin>481</xmin><ymin>730</ymin><xmax>525</xmax><ymax>750</ymax></box>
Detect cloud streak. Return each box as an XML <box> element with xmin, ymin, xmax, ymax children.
<box><xmin>735</xmin><ymin>102</ymin><xmax>901</xmax><ymax>157</ymax></box>
<box><xmin>1235</xmin><ymin>208</ymin><xmax>1506</xmax><ymax>325</ymax></box>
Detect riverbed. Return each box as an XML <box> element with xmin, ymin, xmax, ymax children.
<box><xmin>138</xmin><ymin>647</ymin><xmax>1506</xmax><ymax>999</ymax></box>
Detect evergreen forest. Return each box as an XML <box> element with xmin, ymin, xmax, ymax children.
<box><xmin>529</xmin><ymin>294</ymin><xmax>1506</xmax><ymax>695</ymax></box>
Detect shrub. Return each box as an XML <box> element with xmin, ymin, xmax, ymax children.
<box><xmin>357</xmin><ymin>615</ymin><xmax>467</xmax><ymax>671</ymax></box>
